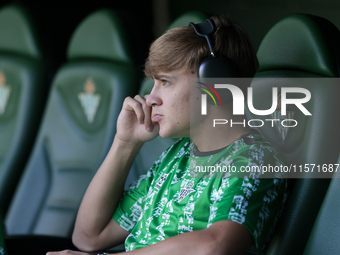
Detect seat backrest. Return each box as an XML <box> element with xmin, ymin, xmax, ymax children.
<box><xmin>0</xmin><ymin>4</ymin><xmax>46</xmax><ymax>217</ymax></box>
<box><xmin>5</xmin><ymin>9</ymin><xmax>138</xmax><ymax>237</ymax></box>
<box><xmin>246</xmin><ymin>14</ymin><xmax>340</xmax><ymax>255</ymax></box>
<box><xmin>303</xmin><ymin>155</ymin><xmax>340</xmax><ymax>255</ymax></box>
<box><xmin>125</xmin><ymin>11</ymin><xmax>207</xmax><ymax>188</ymax></box>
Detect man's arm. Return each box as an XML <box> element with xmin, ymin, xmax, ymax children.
<box><xmin>72</xmin><ymin>136</ymin><xmax>141</xmax><ymax>251</ymax></box>
<box><xmin>119</xmin><ymin>220</ymin><xmax>252</xmax><ymax>255</ymax></box>
<box><xmin>49</xmin><ymin>220</ymin><xmax>253</xmax><ymax>255</ymax></box>
<box><xmin>72</xmin><ymin>95</ymin><xmax>159</xmax><ymax>252</ymax></box>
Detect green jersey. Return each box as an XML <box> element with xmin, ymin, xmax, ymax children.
<box><xmin>113</xmin><ymin>133</ymin><xmax>288</xmax><ymax>254</ymax></box>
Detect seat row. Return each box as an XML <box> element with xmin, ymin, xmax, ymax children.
<box><xmin>0</xmin><ymin>3</ymin><xmax>340</xmax><ymax>255</ymax></box>
<box><xmin>0</xmin><ymin>3</ymin><xmax>207</xmax><ymax>238</ymax></box>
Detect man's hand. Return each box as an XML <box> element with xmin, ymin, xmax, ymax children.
<box><xmin>116</xmin><ymin>95</ymin><xmax>159</xmax><ymax>144</ymax></box>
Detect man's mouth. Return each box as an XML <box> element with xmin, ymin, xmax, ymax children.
<box><xmin>152</xmin><ymin>114</ymin><xmax>163</xmax><ymax>122</ymax></box>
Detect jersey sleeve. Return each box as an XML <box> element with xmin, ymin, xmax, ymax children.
<box><xmin>207</xmin><ymin>144</ymin><xmax>289</xmax><ymax>255</ymax></box>
<box><xmin>208</xmin><ymin>176</ymin><xmax>288</xmax><ymax>254</ymax></box>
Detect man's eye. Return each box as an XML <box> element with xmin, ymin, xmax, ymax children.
<box><xmin>161</xmin><ymin>80</ymin><xmax>169</xmax><ymax>86</ymax></box>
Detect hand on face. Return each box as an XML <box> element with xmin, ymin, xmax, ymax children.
<box><xmin>116</xmin><ymin>95</ymin><xmax>159</xmax><ymax>144</ymax></box>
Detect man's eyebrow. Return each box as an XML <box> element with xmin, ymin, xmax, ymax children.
<box><xmin>153</xmin><ymin>74</ymin><xmax>173</xmax><ymax>80</ymax></box>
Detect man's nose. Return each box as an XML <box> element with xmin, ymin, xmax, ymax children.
<box><xmin>145</xmin><ymin>89</ymin><xmax>162</xmax><ymax>107</ymax></box>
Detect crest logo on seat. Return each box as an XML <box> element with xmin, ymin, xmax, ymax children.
<box><xmin>78</xmin><ymin>77</ymin><xmax>101</xmax><ymax>123</ymax></box>
<box><xmin>271</xmin><ymin>93</ymin><xmax>295</xmax><ymax>142</ymax></box>
<box><xmin>0</xmin><ymin>70</ymin><xmax>11</xmax><ymax>115</ymax></box>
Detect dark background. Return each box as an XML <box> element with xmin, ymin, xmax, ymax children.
<box><xmin>0</xmin><ymin>0</ymin><xmax>154</xmax><ymax>82</ymax></box>
<box><xmin>1</xmin><ymin>0</ymin><xmax>340</xmax><ymax>86</ymax></box>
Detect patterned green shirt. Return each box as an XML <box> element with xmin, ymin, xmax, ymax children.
<box><xmin>113</xmin><ymin>133</ymin><xmax>288</xmax><ymax>254</ymax></box>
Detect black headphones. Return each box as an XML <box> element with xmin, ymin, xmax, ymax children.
<box><xmin>189</xmin><ymin>19</ymin><xmax>239</xmax><ymax>105</ymax></box>
<box><xmin>189</xmin><ymin>19</ymin><xmax>238</xmax><ymax>78</ymax></box>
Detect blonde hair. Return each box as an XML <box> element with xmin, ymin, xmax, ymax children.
<box><xmin>144</xmin><ymin>15</ymin><xmax>259</xmax><ymax>78</ymax></box>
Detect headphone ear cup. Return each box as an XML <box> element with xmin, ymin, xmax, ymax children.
<box><xmin>198</xmin><ymin>56</ymin><xmax>237</xmax><ymax>105</ymax></box>
<box><xmin>198</xmin><ymin>56</ymin><xmax>238</xmax><ymax>78</ymax></box>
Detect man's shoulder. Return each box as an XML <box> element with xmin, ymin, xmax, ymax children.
<box><xmin>222</xmin><ymin>132</ymin><xmax>285</xmax><ymax>164</ymax></box>
<box><xmin>151</xmin><ymin>137</ymin><xmax>191</xmax><ymax>172</ymax></box>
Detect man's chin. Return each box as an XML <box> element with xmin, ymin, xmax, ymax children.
<box><xmin>159</xmin><ymin>128</ymin><xmax>188</xmax><ymax>139</ymax></box>
<box><xmin>158</xmin><ymin>131</ymin><xmax>172</xmax><ymax>139</ymax></box>
<box><xmin>159</xmin><ymin>128</ymin><xmax>175</xmax><ymax>139</ymax></box>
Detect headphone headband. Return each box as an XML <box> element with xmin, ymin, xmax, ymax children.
<box><xmin>189</xmin><ymin>18</ymin><xmax>238</xmax><ymax>82</ymax></box>
<box><xmin>189</xmin><ymin>19</ymin><xmax>216</xmax><ymax>57</ymax></box>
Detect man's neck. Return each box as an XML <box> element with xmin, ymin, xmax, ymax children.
<box><xmin>190</xmin><ymin>105</ymin><xmax>252</xmax><ymax>152</ymax></box>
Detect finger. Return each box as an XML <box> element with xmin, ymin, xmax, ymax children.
<box><xmin>135</xmin><ymin>95</ymin><xmax>153</xmax><ymax>132</ymax></box>
<box><xmin>133</xmin><ymin>94</ymin><xmax>146</xmax><ymax>104</ymax></box>
<box><xmin>134</xmin><ymin>95</ymin><xmax>154</xmax><ymax>132</ymax></box>
<box><xmin>123</xmin><ymin>96</ymin><xmax>145</xmax><ymax>124</ymax></box>
<box><xmin>143</xmin><ymin>100</ymin><xmax>153</xmax><ymax>132</ymax></box>
<box><xmin>133</xmin><ymin>95</ymin><xmax>148</xmax><ymax>125</ymax></box>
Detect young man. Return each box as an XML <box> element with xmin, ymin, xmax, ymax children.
<box><xmin>48</xmin><ymin>15</ymin><xmax>288</xmax><ymax>255</ymax></box>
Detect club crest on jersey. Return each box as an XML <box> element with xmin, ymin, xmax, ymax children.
<box><xmin>78</xmin><ymin>77</ymin><xmax>101</xmax><ymax>123</ymax></box>
<box><xmin>0</xmin><ymin>70</ymin><xmax>11</xmax><ymax>115</ymax></box>
<box><xmin>271</xmin><ymin>93</ymin><xmax>295</xmax><ymax>142</ymax></box>
<box><xmin>155</xmin><ymin>174</ymin><xmax>169</xmax><ymax>190</ymax></box>
<box><xmin>178</xmin><ymin>182</ymin><xmax>195</xmax><ymax>202</ymax></box>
